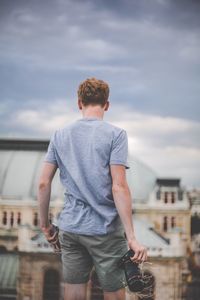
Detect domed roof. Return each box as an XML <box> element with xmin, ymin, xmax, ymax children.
<box><xmin>0</xmin><ymin>149</ymin><xmax>63</xmax><ymax>200</ymax></box>
<box><xmin>0</xmin><ymin>139</ymin><xmax>157</xmax><ymax>202</ymax></box>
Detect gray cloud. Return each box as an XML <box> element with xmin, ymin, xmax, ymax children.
<box><xmin>0</xmin><ymin>0</ymin><xmax>200</xmax><ymax>187</ymax></box>
<box><xmin>1</xmin><ymin>100</ymin><xmax>199</xmax><ymax>187</ymax></box>
<box><xmin>0</xmin><ymin>0</ymin><xmax>199</xmax><ymax>119</ymax></box>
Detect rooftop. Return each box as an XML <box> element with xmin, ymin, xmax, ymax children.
<box><xmin>0</xmin><ymin>138</ymin><xmax>157</xmax><ymax>202</ymax></box>
<box><xmin>0</xmin><ymin>138</ymin><xmax>49</xmax><ymax>151</ymax></box>
<box><xmin>0</xmin><ymin>253</ymin><xmax>18</xmax><ymax>296</ymax></box>
<box><xmin>156</xmin><ymin>178</ymin><xmax>180</xmax><ymax>187</ymax></box>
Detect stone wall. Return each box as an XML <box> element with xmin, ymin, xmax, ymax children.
<box><xmin>16</xmin><ymin>252</ymin><xmax>186</xmax><ymax>300</ymax></box>
<box><xmin>17</xmin><ymin>252</ymin><xmax>62</xmax><ymax>300</ymax></box>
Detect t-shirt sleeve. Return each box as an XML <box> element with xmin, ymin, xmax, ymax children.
<box><xmin>109</xmin><ymin>130</ymin><xmax>130</xmax><ymax>169</ymax></box>
<box><xmin>43</xmin><ymin>131</ymin><xmax>58</xmax><ymax>166</ymax></box>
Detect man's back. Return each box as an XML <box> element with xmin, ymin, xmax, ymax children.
<box><xmin>44</xmin><ymin>116</ymin><xmax>129</xmax><ymax>235</ymax></box>
<box><xmin>38</xmin><ymin>77</ymin><xmax>147</xmax><ymax>300</ymax></box>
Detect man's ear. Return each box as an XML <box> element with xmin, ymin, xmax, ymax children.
<box><xmin>78</xmin><ymin>98</ymin><xmax>82</xmax><ymax>110</ymax></box>
<box><xmin>104</xmin><ymin>100</ymin><xmax>110</xmax><ymax>111</ymax></box>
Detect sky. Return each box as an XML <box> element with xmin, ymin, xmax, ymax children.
<box><xmin>0</xmin><ymin>0</ymin><xmax>200</xmax><ymax>188</ymax></box>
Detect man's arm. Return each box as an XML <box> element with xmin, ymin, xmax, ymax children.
<box><xmin>37</xmin><ymin>162</ymin><xmax>57</xmax><ymax>236</ymax></box>
<box><xmin>110</xmin><ymin>164</ymin><xmax>148</xmax><ymax>264</ymax></box>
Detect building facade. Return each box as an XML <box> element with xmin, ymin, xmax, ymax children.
<box><xmin>0</xmin><ymin>139</ymin><xmax>192</xmax><ymax>300</ymax></box>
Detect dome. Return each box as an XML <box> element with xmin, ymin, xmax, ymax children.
<box><xmin>0</xmin><ymin>139</ymin><xmax>157</xmax><ymax>202</ymax></box>
<box><xmin>0</xmin><ymin>149</ymin><xmax>63</xmax><ymax>200</ymax></box>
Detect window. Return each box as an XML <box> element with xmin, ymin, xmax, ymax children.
<box><xmin>171</xmin><ymin>217</ymin><xmax>176</xmax><ymax>228</ymax></box>
<box><xmin>10</xmin><ymin>212</ymin><xmax>14</xmax><ymax>227</ymax></box>
<box><xmin>33</xmin><ymin>212</ymin><xmax>38</xmax><ymax>227</ymax></box>
<box><xmin>2</xmin><ymin>211</ymin><xmax>7</xmax><ymax>225</ymax></box>
<box><xmin>0</xmin><ymin>246</ymin><xmax>7</xmax><ymax>253</ymax></box>
<box><xmin>171</xmin><ymin>192</ymin><xmax>175</xmax><ymax>203</ymax></box>
<box><xmin>164</xmin><ymin>192</ymin><xmax>168</xmax><ymax>203</ymax></box>
<box><xmin>17</xmin><ymin>212</ymin><xmax>21</xmax><ymax>225</ymax></box>
<box><xmin>163</xmin><ymin>216</ymin><xmax>168</xmax><ymax>232</ymax></box>
<box><xmin>43</xmin><ymin>269</ymin><xmax>60</xmax><ymax>300</ymax></box>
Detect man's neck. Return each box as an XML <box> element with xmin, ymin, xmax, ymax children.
<box><xmin>82</xmin><ymin>107</ymin><xmax>104</xmax><ymax>120</ymax></box>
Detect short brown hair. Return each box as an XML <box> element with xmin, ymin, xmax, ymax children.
<box><xmin>77</xmin><ymin>77</ymin><xmax>109</xmax><ymax>107</ymax></box>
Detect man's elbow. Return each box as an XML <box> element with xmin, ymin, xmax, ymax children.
<box><xmin>112</xmin><ymin>182</ymin><xmax>129</xmax><ymax>194</ymax></box>
<box><xmin>38</xmin><ymin>180</ymin><xmax>51</xmax><ymax>190</ymax></box>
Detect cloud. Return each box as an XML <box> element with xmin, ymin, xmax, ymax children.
<box><xmin>0</xmin><ymin>0</ymin><xmax>200</xmax><ymax>187</ymax></box>
<box><xmin>1</xmin><ymin>99</ymin><xmax>199</xmax><ymax>187</ymax></box>
<box><xmin>0</xmin><ymin>0</ymin><xmax>199</xmax><ymax>120</ymax></box>
<box><xmin>1</xmin><ymin>99</ymin><xmax>79</xmax><ymax>137</ymax></box>
<box><xmin>113</xmin><ymin>112</ymin><xmax>200</xmax><ymax>148</ymax></box>
<box><xmin>107</xmin><ymin>105</ymin><xmax>200</xmax><ymax>187</ymax></box>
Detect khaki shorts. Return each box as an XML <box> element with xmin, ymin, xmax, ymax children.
<box><xmin>58</xmin><ymin>228</ymin><xmax>128</xmax><ymax>292</ymax></box>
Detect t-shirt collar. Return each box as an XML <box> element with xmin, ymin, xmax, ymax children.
<box><xmin>79</xmin><ymin>117</ymin><xmax>103</xmax><ymax>121</ymax></box>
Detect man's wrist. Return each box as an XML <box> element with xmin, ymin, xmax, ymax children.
<box><xmin>126</xmin><ymin>234</ymin><xmax>136</xmax><ymax>243</ymax></box>
<box><xmin>41</xmin><ymin>224</ymin><xmax>51</xmax><ymax>232</ymax></box>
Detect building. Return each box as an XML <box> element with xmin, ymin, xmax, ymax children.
<box><xmin>188</xmin><ymin>189</ymin><xmax>200</xmax><ymax>217</ymax></box>
<box><xmin>0</xmin><ymin>138</ymin><xmax>191</xmax><ymax>300</ymax></box>
<box><xmin>186</xmin><ymin>189</ymin><xmax>200</xmax><ymax>299</ymax></box>
<box><xmin>188</xmin><ymin>188</ymin><xmax>200</xmax><ymax>265</ymax></box>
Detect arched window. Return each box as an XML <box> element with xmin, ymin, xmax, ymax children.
<box><xmin>17</xmin><ymin>212</ymin><xmax>21</xmax><ymax>225</ymax></box>
<box><xmin>43</xmin><ymin>269</ymin><xmax>60</xmax><ymax>300</ymax></box>
<box><xmin>164</xmin><ymin>192</ymin><xmax>168</xmax><ymax>203</ymax></box>
<box><xmin>0</xmin><ymin>246</ymin><xmax>7</xmax><ymax>253</ymax></box>
<box><xmin>33</xmin><ymin>212</ymin><xmax>38</xmax><ymax>227</ymax></box>
<box><xmin>171</xmin><ymin>217</ymin><xmax>176</xmax><ymax>228</ymax></box>
<box><xmin>10</xmin><ymin>212</ymin><xmax>14</xmax><ymax>227</ymax></box>
<box><xmin>171</xmin><ymin>192</ymin><xmax>175</xmax><ymax>203</ymax></box>
<box><xmin>163</xmin><ymin>216</ymin><xmax>168</xmax><ymax>232</ymax></box>
<box><xmin>2</xmin><ymin>211</ymin><xmax>7</xmax><ymax>225</ymax></box>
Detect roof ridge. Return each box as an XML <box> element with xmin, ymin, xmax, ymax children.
<box><xmin>0</xmin><ymin>139</ymin><xmax>49</xmax><ymax>151</ymax></box>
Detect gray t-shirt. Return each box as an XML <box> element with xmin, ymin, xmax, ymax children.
<box><xmin>44</xmin><ymin>116</ymin><xmax>129</xmax><ymax>235</ymax></box>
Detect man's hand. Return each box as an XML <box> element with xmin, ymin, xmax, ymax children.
<box><xmin>41</xmin><ymin>224</ymin><xmax>61</xmax><ymax>254</ymax></box>
<box><xmin>128</xmin><ymin>238</ymin><xmax>148</xmax><ymax>264</ymax></box>
<box><xmin>41</xmin><ymin>224</ymin><xmax>52</xmax><ymax>239</ymax></box>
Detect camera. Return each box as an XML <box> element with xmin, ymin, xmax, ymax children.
<box><xmin>118</xmin><ymin>249</ymin><xmax>145</xmax><ymax>292</ymax></box>
<box><xmin>46</xmin><ymin>223</ymin><xmax>61</xmax><ymax>254</ymax></box>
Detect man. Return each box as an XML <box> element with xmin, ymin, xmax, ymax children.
<box><xmin>38</xmin><ymin>77</ymin><xmax>147</xmax><ymax>300</ymax></box>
